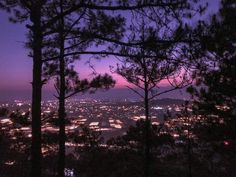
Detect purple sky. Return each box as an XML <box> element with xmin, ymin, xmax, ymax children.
<box><xmin>0</xmin><ymin>12</ymin><xmax>31</xmax><ymax>90</ymax></box>
<box><xmin>0</xmin><ymin>11</ymin><xmax>129</xmax><ymax>91</ymax></box>
<box><xmin>0</xmin><ymin>0</ymin><xmax>220</xmax><ymax>95</ymax></box>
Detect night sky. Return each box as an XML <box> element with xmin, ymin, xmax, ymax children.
<box><xmin>0</xmin><ymin>11</ymin><xmax>127</xmax><ymax>91</ymax></box>
<box><xmin>0</xmin><ymin>0</ymin><xmax>220</xmax><ymax>100</ymax></box>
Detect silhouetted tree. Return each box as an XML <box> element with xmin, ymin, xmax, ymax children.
<box><xmin>70</xmin><ymin>125</ymin><xmax>104</xmax><ymax>177</ymax></box>
<box><xmin>10</xmin><ymin>110</ymin><xmax>31</xmax><ymax>126</ymax></box>
<box><xmin>0</xmin><ymin>107</ymin><xmax>9</xmax><ymax>117</ymax></box>
<box><xmin>186</xmin><ymin>0</ymin><xmax>236</xmax><ymax>175</ymax></box>
<box><xmin>187</xmin><ymin>0</ymin><xmax>236</xmax><ymax>142</ymax></box>
<box><xmin>107</xmin><ymin>119</ymin><xmax>174</xmax><ymax>177</ymax></box>
<box><xmin>0</xmin><ymin>116</ymin><xmax>31</xmax><ymax>177</ymax></box>
<box><xmin>114</xmin><ymin>5</ymin><xmax>202</xmax><ymax>175</ymax></box>
<box><xmin>175</xmin><ymin>102</ymin><xmax>195</xmax><ymax>177</ymax></box>
<box><xmin>42</xmin><ymin>1</ymin><xmax>121</xmax><ymax>176</ymax></box>
<box><xmin>0</xmin><ymin>1</ymin><xmax>59</xmax><ymax>176</ymax></box>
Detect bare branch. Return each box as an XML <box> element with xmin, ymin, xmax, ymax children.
<box><xmin>43</xmin><ymin>51</ymin><xmax>167</xmax><ymax>62</ymax></box>
<box><xmin>126</xmin><ymin>86</ymin><xmax>144</xmax><ymax>99</ymax></box>
<box><xmin>148</xmin><ymin>84</ymin><xmax>189</xmax><ymax>101</ymax></box>
<box><xmin>65</xmin><ymin>87</ymin><xmax>88</xmax><ymax>99</ymax></box>
<box><xmin>42</xmin><ymin>1</ymin><xmax>186</xmax><ymax>29</ymax></box>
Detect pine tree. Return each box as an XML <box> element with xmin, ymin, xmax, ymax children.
<box><xmin>115</xmin><ymin>5</ymin><xmax>201</xmax><ymax>176</ymax></box>
<box><xmin>187</xmin><ymin>0</ymin><xmax>236</xmax><ymax>175</ymax></box>
<box><xmin>188</xmin><ymin>0</ymin><xmax>236</xmax><ymax>141</ymax></box>
<box><xmin>42</xmin><ymin>1</ymin><xmax>122</xmax><ymax>176</ymax></box>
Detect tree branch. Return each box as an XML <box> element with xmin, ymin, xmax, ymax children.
<box><xmin>126</xmin><ymin>86</ymin><xmax>144</xmax><ymax>99</ymax></box>
<box><xmin>43</xmin><ymin>51</ymin><xmax>167</xmax><ymax>62</ymax></box>
<box><xmin>65</xmin><ymin>87</ymin><xmax>89</xmax><ymax>99</ymax></box>
<box><xmin>148</xmin><ymin>85</ymin><xmax>187</xmax><ymax>101</ymax></box>
<box><xmin>42</xmin><ymin>1</ymin><xmax>186</xmax><ymax>29</ymax></box>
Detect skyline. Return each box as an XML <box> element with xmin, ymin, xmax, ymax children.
<box><xmin>0</xmin><ymin>87</ymin><xmax>189</xmax><ymax>102</ymax></box>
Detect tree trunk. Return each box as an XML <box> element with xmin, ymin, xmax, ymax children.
<box><xmin>144</xmin><ymin>67</ymin><xmax>150</xmax><ymax>177</ymax></box>
<box><xmin>58</xmin><ymin>0</ymin><xmax>66</xmax><ymax>176</ymax></box>
<box><xmin>58</xmin><ymin>73</ymin><xmax>66</xmax><ymax>177</ymax></box>
<box><xmin>187</xmin><ymin>117</ymin><xmax>192</xmax><ymax>177</ymax></box>
<box><xmin>30</xmin><ymin>7</ymin><xmax>43</xmax><ymax>177</ymax></box>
